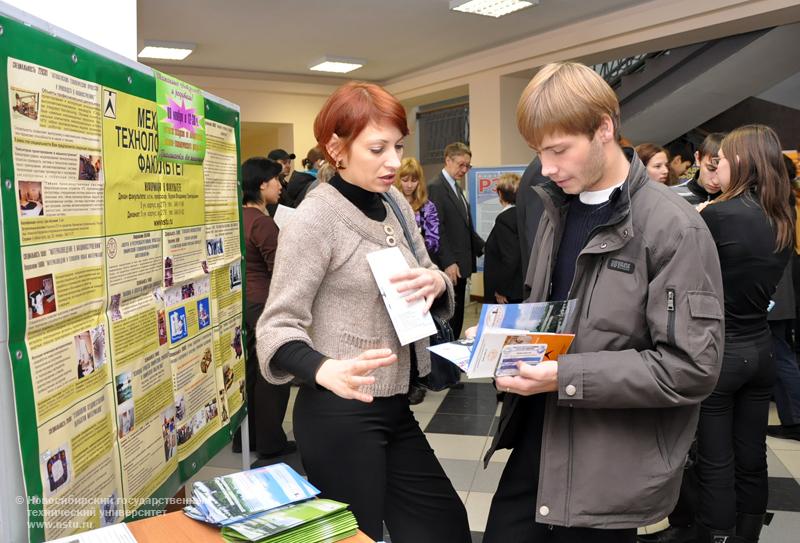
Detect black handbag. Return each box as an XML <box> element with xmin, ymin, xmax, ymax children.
<box><xmin>381</xmin><ymin>193</ymin><xmax>462</xmax><ymax>391</ymax></box>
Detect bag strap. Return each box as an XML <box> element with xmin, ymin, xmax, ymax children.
<box><xmin>381</xmin><ymin>192</ymin><xmax>420</xmax><ymax>263</ymax></box>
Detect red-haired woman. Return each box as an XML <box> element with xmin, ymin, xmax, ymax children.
<box><xmin>256</xmin><ymin>82</ymin><xmax>470</xmax><ymax>542</ymax></box>
<box><xmin>695</xmin><ymin>125</ymin><xmax>795</xmax><ymax>542</ymax></box>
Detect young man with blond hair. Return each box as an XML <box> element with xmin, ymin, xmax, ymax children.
<box><xmin>482</xmin><ymin>62</ymin><xmax>725</xmax><ymax>542</ymax></box>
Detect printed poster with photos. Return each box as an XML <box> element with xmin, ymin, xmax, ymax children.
<box><xmin>467</xmin><ymin>165</ymin><xmax>527</xmax><ymax>272</ymax></box>
<box><xmin>1</xmin><ymin>15</ymin><xmax>244</xmax><ymax>543</ymax></box>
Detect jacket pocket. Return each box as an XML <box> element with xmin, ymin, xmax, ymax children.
<box><xmin>687</xmin><ymin>290</ymin><xmax>723</xmax><ymax>365</ymax></box>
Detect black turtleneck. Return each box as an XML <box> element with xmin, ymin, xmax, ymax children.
<box><xmin>272</xmin><ymin>174</ymin><xmax>387</xmax><ymax>385</ymax></box>
<box><xmin>329</xmin><ymin>174</ymin><xmax>387</xmax><ymax>221</ymax></box>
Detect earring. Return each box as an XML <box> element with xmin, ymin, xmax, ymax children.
<box><xmin>336</xmin><ymin>159</ymin><xmax>345</xmax><ymax>170</ymax></box>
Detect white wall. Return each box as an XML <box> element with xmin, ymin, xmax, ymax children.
<box><xmin>4</xmin><ymin>0</ymin><xmax>137</xmax><ymax>60</ymax></box>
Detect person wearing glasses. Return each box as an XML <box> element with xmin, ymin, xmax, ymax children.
<box><xmin>427</xmin><ymin>142</ymin><xmax>485</xmax><ymax>338</ymax></box>
<box><xmin>670</xmin><ymin>133</ymin><xmax>726</xmax><ymax>208</ymax></box>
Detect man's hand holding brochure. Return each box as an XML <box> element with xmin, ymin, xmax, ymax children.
<box><xmin>429</xmin><ymin>300</ymin><xmax>578</xmax><ymax>381</ymax></box>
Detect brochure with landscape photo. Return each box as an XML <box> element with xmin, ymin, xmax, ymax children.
<box><xmin>184</xmin><ymin>463</ymin><xmax>320</xmax><ymax>526</ymax></box>
<box><xmin>429</xmin><ymin>300</ymin><xmax>577</xmax><ymax>379</ymax></box>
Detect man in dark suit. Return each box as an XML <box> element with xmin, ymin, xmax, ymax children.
<box><xmin>427</xmin><ymin>142</ymin><xmax>484</xmax><ymax>338</ymax></box>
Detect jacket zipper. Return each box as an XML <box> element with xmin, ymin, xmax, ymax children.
<box><xmin>666</xmin><ymin>288</ymin><xmax>676</xmax><ymax>344</ymax></box>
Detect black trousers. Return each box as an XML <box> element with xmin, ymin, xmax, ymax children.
<box><xmin>450</xmin><ymin>276</ymin><xmax>467</xmax><ymax>338</ymax></box>
<box><xmin>484</xmin><ymin>396</ymin><xmax>636</xmax><ymax>543</ymax></box>
<box><xmin>293</xmin><ymin>387</ymin><xmax>470</xmax><ymax>543</ymax></box>
<box><xmin>695</xmin><ymin>334</ymin><xmax>775</xmax><ymax>530</ymax></box>
<box><xmin>232</xmin><ymin>301</ymin><xmax>290</xmax><ymax>456</ymax></box>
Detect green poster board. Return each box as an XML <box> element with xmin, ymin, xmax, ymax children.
<box><xmin>0</xmin><ymin>9</ymin><xmax>246</xmax><ymax>543</ymax></box>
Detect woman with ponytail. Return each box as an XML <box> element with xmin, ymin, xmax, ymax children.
<box><xmin>695</xmin><ymin>125</ymin><xmax>795</xmax><ymax>542</ymax></box>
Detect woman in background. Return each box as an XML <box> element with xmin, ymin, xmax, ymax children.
<box><xmin>695</xmin><ymin>125</ymin><xmax>795</xmax><ymax>542</ymax></box>
<box><xmin>635</xmin><ymin>142</ymin><xmax>670</xmax><ymax>184</ymax></box>
<box><xmin>394</xmin><ymin>156</ymin><xmax>440</xmax><ymax>404</ymax></box>
<box><xmin>484</xmin><ymin>172</ymin><xmax>523</xmax><ymax>304</ymax></box>
<box><xmin>286</xmin><ymin>146</ymin><xmax>326</xmax><ymax>207</ymax></box>
<box><xmin>395</xmin><ymin>157</ymin><xmax>440</xmax><ymax>262</ymax></box>
<box><xmin>232</xmin><ymin>157</ymin><xmax>295</xmax><ymax>460</ymax></box>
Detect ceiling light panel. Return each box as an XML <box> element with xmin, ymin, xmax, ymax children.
<box><xmin>449</xmin><ymin>0</ymin><xmax>539</xmax><ymax>18</ymax></box>
<box><xmin>138</xmin><ymin>41</ymin><xmax>195</xmax><ymax>60</ymax></box>
<box><xmin>309</xmin><ymin>58</ymin><xmax>364</xmax><ymax>74</ymax></box>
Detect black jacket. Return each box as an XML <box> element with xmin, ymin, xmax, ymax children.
<box><xmin>285</xmin><ymin>171</ymin><xmax>316</xmax><ymax>207</ymax></box>
<box><xmin>670</xmin><ymin>172</ymin><xmax>719</xmax><ymax>206</ymax></box>
<box><xmin>427</xmin><ymin>172</ymin><xmax>484</xmax><ymax>277</ymax></box>
<box><xmin>484</xmin><ymin>206</ymin><xmax>523</xmax><ymax>302</ymax></box>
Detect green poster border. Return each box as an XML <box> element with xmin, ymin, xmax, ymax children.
<box><xmin>0</xmin><ymin>15</ymin><xmax>245</xmax><ymax>542</ymax></box>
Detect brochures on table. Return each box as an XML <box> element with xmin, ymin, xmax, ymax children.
<box><xmin>221</xmin><ymin>499</ymin><xmax>358</xmax><ymax>543</ymax></box>
<box><xmin>429</xmin><ymin>300</ymin><xmax>578</xmax><ymax>379</ymax></box>
<box><xmin>184</xmin><ymin>463</ymin><xmax>320</xmax><ymax>526</ymax></box>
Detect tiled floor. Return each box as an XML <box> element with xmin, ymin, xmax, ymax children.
<box><xmin>193</xmin><ymin>301</ymin><xmax>800</xmax><ymax>542</ymax></box>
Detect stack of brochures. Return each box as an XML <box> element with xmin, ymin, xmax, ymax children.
<box><xmin>221</xmin><ymin>499</ymin><xmax>358</xmax><ymax>543</ymax></box>
<box><xmin>428</xmin><ymin>300</ymin><xmax>578</xmax><ymax>379</ymax></box>
<box><xmin>184</xmin><ymin>463</ymin><xmax>321</xmax><ymax>525</ymax></box>
<box><xmin>184</xmin><ymin>463</ymin><xmax>358</xmax><ymax>543</ymax></box>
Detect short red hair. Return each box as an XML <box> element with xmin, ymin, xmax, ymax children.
<box><xmin>314</xmin><ymin>82</ymin><xmax>409</xmax><ymax>164</ymax></box>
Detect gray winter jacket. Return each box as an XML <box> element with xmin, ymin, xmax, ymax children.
<box><xmin>484</xmin><ymin>152</ymin><xmax>724</xmax><ymax>529</ymax></box>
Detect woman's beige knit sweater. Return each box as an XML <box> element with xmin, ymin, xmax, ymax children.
<box><xmin>256</xmin><ymin>183</ymin><xmax>455</xmax><ymax>397</ymax></box>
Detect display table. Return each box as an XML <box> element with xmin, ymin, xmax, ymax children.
<box><xmin>127</xmin><ymin>511</ymin><xmax>375</xmax><ymax>542</ymax></box>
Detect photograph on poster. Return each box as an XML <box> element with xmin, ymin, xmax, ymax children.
<box><xmin>78</xmin><ymin>154</ymin><xmax>103</xmax><ymax>181</ymax></box>
<box><xmin>75</xmin><ymin>330</ymin><xmax>96</xmax><ymax>379</ymax></box>
<box><xmin>115</xmin><ymin>371</ymin><xmax>133</xmax><ymax>405</ymax></box>
<box><xmin>175</xmin><ymin>393</ymin><xmax>186</xmax><ymax>421</ymax></box>
<box><xmin>197</xmin><ymin>297</ymin><xmax>210</xmax><ymax>329</ymax></box>
<box><xmin>206</xmin><ymin>237</ymin><xmax>224</xmax><ymax>256</ymax></box>
<box><xmin>164</xmin><ymin>256</ymin><xmax>174</xmax><ymax>287</ymax></box>
<box><xmin>157</xmin><ymin>310</ymin><xmax>167</xmax><ymax>345</ymax></box>
<box><xmin>12</xmin><ymin>87</ymin><xmax>39</xmax><ymax>120</ymax></box>
<box><xmin>18</xmin><ymin>180</ymin><xmax>44</xmax><ymax>217</ymax></box>
<box><xmin>161</xmin><ymin>406</ymin><xmax>177</xmax><ymax>461</ymax></box>
<box><xmin>44</xmin><ymin>447</ymin><xmax>69</xmax><ymax>494</ymax></box>
<box><xmin>99</xmin><ymin>493</ymin><xmax>120</xmax><ymax>527</ymax></box>
<box><xmin>169</xmin><ymin>306</ymin><xmax>188</xmax><ymax>343</ymax></box>
<box><xmin>223</xmin><ymin>364</ymin><xmax>234</xmax><ymax>391</ymax></box>
<box><xmin>203</xmin><ymin>399</ymin><xmax>218</xmax><ymax>423</ymax></box>
<box><xmin>109</xmin><ymin>293</ymin><xmax>123</xmax><ymax>322</ymax></box>
<box><xmin>91</xmin><ymin>324</ymin><xmax>106</xmax><ymax>367</ymax></box>
<box><xmin>26</xmin><ymin>273</ymin><xmax>56</xmax><ymax>319</ymax></box>
<box><xmin>177</xmin><ymin>422</ymin><xmax>193</xmax><ymax>445</ymax></box>
<box><xmin>181</xmin><ymin>283</ymin><xmax>195</xmax><ymax>299</ymax></box>
<box><xmin>218</xmin><ymin>388</ymin><xmax>229</xmax><ymax>423</ymax></box>
<box><xmin>200</xmin><ymin>347</ymin><xmax>212</xmax><ymax>373</ymax></box>
<box><xmin>117</xmin><ymin>401</ymin><xmax>135</xmax><ymax>438</ymax></box>
<box><xmin>229</xmin><ymin>262</ymin><xmax>242</xmax><ymax>289</ymax></box>
<box><xmin>231</xmin><ymin>326</ymin><xmax>243</xmax><ymax>359</ymax></box>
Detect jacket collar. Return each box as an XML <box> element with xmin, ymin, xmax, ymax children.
<box><xmin>534</xmin><ymin>147</ymin><xmax>648</xmax><ymax>253</ymax></box>
<box><xmin>537</xmin><ymin>147</ymin><xmax>646</xmax><ymax>219</ymax></box>
<box><xmin>685</xmin><ymin>171</ymin><xmax>720</xmax><ymax>201</ymax></box>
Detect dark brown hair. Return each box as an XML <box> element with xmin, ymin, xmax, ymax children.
<box><xmin>717</xmin><ymin>124</ymin><xmax>794</xmax><ymax>251</ymax></box>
